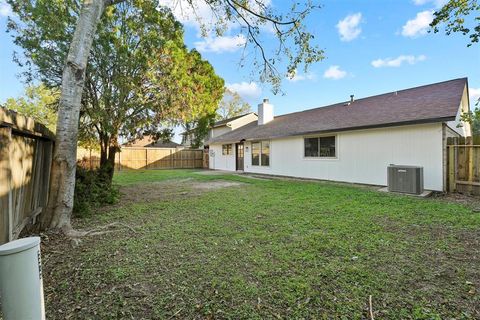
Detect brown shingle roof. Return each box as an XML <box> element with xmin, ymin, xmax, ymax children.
<box><xmin>145</xmin><ymin>141</ymin><xmax>181</xmax><ymax>148</ymax></box>
<box><xmin>123</xmin><ymin>135</ymin><xmax>181</xmax><ymax>148</ymax></box>
<box><xmin>207</xmin><ymin>78</ymin><xmax>467</xmax><ymax>144</ymax></box>
<box><xmin>181</xmin><ymin>113</ymin><xmax>257</xmax><ymax>135</ymax></box>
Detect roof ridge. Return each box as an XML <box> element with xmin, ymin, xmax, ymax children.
<box><xmin>214</xmin><ymin>112</ymin><xmax>256</xmax><ymax>125</ymax></box>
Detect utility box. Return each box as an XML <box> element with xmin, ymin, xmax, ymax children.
<box><xmin>387</xmin><ymin>165</ymin><xmax>424</xmax><ymax>195</ymax></box>
<box><xmin>0</xmin><ymin>237</ymin><xmax>45</xmax><ymax>320</ymax></box>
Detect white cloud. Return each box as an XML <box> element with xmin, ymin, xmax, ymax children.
<box><xmin>163</xmin><ymin>0</ymin><xmax>273</xmax><ymax>54</ymax></box>
<box><xmin>323</xmin><ymin>66</ymin><xmax>347</xmax><ymax>80</ymax></box>
<box><xmin>470</xmin><ymin>88</ymin><xmax>480</xmax><ymax>105</ymax></box>
<box><xmin>162</xmin><ymin>0</ymin><xmax>271</xmax><ymax>35</ymax></box>
<box><xmin>0</xmin><ymin>1</ymin><xmax>12</xmax><ymax>17</ymax></box>
<box><xmin>401</xmin><ymin>10</ymin><xmax>434</xmax><ymax>37</ymax></box>
<box><xmin>195</xmin><ymin>35</ymin><xmax>246</xmax><ymax>53</ymax></box>
<box><xmin>226</xmin><ymin>82</ymin><xmax>262</xmax><ymax>101</ymax></box>
<box><xmin>163</xmin><ymin>0</ymin><xmax>229</xmax><ymax>32</ymax></box>
<box><xmin>286</xmin><ymin>70</ymin><xmax>316</xmax><ymax>83</ymax></box>
<box><xmin>371</xmin><ymin>55</ymin><xmax>427</xmax><ymax>68</ymax></box>
<box><xmin>412</xmin><ymin>0</ymin><xmax>447</xmax><ymax>8</ymax></box>
<box><xmin>336</xmin><ymin>13</ymin><xmax>363</xmax><ymax>42</ymax></box>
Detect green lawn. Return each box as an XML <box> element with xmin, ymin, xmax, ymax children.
<box><xmin>43</xmin><ymin>170</ymin><xmax>480</xmax><ymax>319</ymax></box>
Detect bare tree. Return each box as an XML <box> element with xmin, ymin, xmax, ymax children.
<box><xmin>217</xmin><ymin>89</ymin><xmax>252</xmax><ymax>120</ymax></box>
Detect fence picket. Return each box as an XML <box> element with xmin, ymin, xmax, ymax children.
<box><xmin>0</xmin><ymin>107</ymin><xmax>54</xmax><ymax>244</ymax></box>
<box><xmin>77</xmin><ymin>147</ymin><xmax>206</xmax><ymax>170</ymax></box>
<box><xmin>447</xmin><ymin>136</ymin><xmax>480</xmax><ymax>195</ymax></box>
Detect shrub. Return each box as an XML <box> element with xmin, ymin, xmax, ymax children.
<box><xmin>73</xmin><ymin>166</ymin><xmax>119</xmax><ymax>217</ymax></box>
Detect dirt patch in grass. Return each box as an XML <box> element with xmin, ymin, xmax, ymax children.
<box><xmin>193</xmin><ymin>170</ymin><xmax>230</xmax><ymax>175</ymax></box>
<box><xmin>38</xmin><ymin>231</ymin><xmax>160</xmax><ymax>319</ymax></box>
<box><xmin>108</xmin><ymin>178</ymin><xmax>245</xmax><ymax>208</ymax></box>
<box><xmin>376</xmin><ymin>215</ymin><xmax>480</xmax><ymax>315</ymax></box>
<box><xmin>192</xmin><ymin>180</ymin><xmax>243</xmax><ymax>189</ymax></box>
<box><xmin>234</xmin><ymin>173</ymin><xmax>272</xmax><ymax>180</ymax></box>
<box><xmin>433</xmin><ymin>192</ymin><xmax>480</xmax><ymax>210</ymax></box>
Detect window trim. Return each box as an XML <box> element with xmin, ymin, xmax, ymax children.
<box><xmin>251</xmin><ymin>140</ymin><xmax>270</xmax><ymax>167</ymax></box>
<box><xmin>302</xmin><ymin>134</ymin><xmax>338</xmax><ymax>160</ymax></box>
<box><xmin>222</xmin><ymin>143</ymin><xmax>233</xmax><ymax>155</ymax></box>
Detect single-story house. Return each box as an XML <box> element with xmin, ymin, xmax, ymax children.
<box><xmin>181</xmin><ymin>113</ymin><xmax>257</xmax><ymax>147</ymax></box>
<box><xmin>206</xmin><ymin>78</ymin><xmax>471</xmax><ymax>191</ymax></box>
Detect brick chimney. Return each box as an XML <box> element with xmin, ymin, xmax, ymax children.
<box><xmin>258</xmin><ymin>98</ymin><xmax>274</xmax><ymax>125</ymax></box>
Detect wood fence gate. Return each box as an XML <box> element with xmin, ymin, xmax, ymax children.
<box><xmin>0</xmin><ymin>107</ymin><xmax>54</xmax><ymax>244</ymax></box>
<box><xmin>447</xmin><ymin>136</ymin><xmax>480</xmax><ymax>195</ymax></box>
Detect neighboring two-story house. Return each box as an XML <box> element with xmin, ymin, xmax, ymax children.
<box><xmin>181</xmin><ymin>113</ymin><xmax>258</xmax><ymax>148</ymax></box>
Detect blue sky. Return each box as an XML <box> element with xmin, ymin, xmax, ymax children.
<box><xmin>1</xmin><ymin>0</ymin><xmax>479</xmax><ymax>120</ymax></box>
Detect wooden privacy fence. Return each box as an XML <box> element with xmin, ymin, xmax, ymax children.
<box><xmin>78</xmin><ymin>147</ymin><xmax>206</xmax><ymax>170</ymax></box>
<box><xmin>0</xmin><ymin>107</ymin><xmax>54</xmax><ymax>245</ymax></box>
<box><xmin>447</xmin><ymin>136</ymin><xmax>480</xmax><ymax>195</ymax></box>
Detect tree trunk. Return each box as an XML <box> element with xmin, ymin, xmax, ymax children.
<box><xmin>40</xmin><ymin>0</ymin><xmax>107</xmax><ymax>231</ymax></box>
<box><xmin>100</xmin><ymin>135</ymin><xmax>109</xmax><ymax>167</ymax></box>
<box><xmin>105</xmin><ymin>134</ymin><xmax>119</xmax><ymax>182</ymax></box>
<box><xmin>100</xmin><ymin>147</ymin><xmax>107</xmax><ymax>167</ymax></box>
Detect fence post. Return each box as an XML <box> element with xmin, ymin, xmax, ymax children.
<box><xmin>0</xmin><ymin>127</ymin><xmax>13</xmax><ymax>244</ymax></box>
<box><xmin>467</xmin><ymin>137</ymin><xmax>473</xmax><ymax>194</ymax></box>
<box><xmin>145</xmin><ymin>148</ymin><xmax>148</xmax><ymax>169</ymax></box>
<box><xmin>448</xmin><ymin>145</ymin><xmax>456</xmax><ymax>192</ymax></box>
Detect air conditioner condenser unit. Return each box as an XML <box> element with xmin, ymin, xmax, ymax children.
<box><xmin>387</xmin><ymin>165</ymin><xmax>424</xmax><ymax>195</ymax></box>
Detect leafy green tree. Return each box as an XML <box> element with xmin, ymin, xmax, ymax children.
<box><xmin>430</xmin><ymin>0</ymin><xmax>480</xmax><ymax>46</ymax></box>
<box><xmin>181</xmin><ymin>113</ymin><xmax>217</xmax><ymax>148</ymax></box>
<box><xmin>3</xmin><ymin>84</ymin><xmax>58</xmax><ymax>131</ymax></box>
<box><xmin>431</xmin><ymin>1</ymin><xmax>480</xmax><ymax>135</ymax></box>
<box><xmin>459</xmin><ymin>100</ymin><xmax>480</xmax><ymax>134</ymax></box>
<box><xmin>181</xmin><ymin>88</ymin><xmax>252</xmax><ymax>147</ymax></box>
<box><xmin>7</xmin><ymin>0</ymin><xmax>324</xmax><ymax>232</ymax></box>
<box><xmin>9</xmin><ymin>1</ymin><xmax>224</xmax><ymax>182</ymax></box>
<box><xmin>217</xmin><ymin>88</ymin><xmax>252</xmax><ymax>120</ymax></box>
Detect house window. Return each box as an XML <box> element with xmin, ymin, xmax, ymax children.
<box><xmin>252</xmin><ymin>141</ymin><xmax>270</xmax><ymax>166</ymax></box>
<box><xmin>304</xmin><ymin>136</ymin><xmax>336</xmax><ymax>158</ymax></box>
<box><xmin>222</xmin><ymin>144</ymin><xmax>232</xmax><ymax>155</ymax></box>
<box><xmin>252</xmin><ymin>142</ymin><xmax>260</xmax><ymax>165</ymax></box>
<box><xmin>261</xmin><ymin>141</ymin><xmax>270</xmax><ymax>166</ymax></box>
